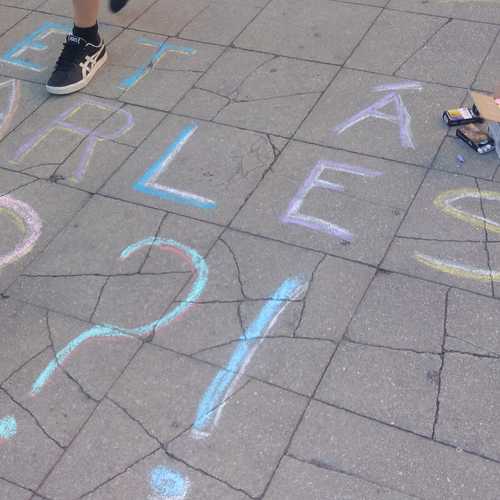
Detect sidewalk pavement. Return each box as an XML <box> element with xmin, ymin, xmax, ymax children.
<box><xmin>1</xmin><ymin>0</ymin><xmax>500</xmax><ymax>498</ymax></box>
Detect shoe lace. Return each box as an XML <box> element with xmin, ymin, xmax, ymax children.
<box><xmin>54</xmin><ymin>37</ymin><xmax>86</xmax><ymax>71</ymax></box>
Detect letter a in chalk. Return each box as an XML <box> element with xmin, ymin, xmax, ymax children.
<box><xmin>332</xmin><ymin>92</ymin><xmax>415</xmax><ymax>149</ymax></box>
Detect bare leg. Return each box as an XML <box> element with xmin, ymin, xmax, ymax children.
<box><xmin>73</xmin><ymin>0</ymin><xmax>100</xmax><ymax>27</ymax></box>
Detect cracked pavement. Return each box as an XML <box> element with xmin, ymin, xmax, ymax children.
<box><xmin>1</xmin><ymin>0</ymin><xmax>500</xmax><ymax>498</ymax></box>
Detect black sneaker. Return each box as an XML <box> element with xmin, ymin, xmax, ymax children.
<box><xmin>46</xmin><ymin>34</ymin><xmax>107</xmax><ymax>95</ymax></box>
<box><xmin>110</xmin><ymin>0</ymin><xmax>129</xmax><ymax>13</ymax></box>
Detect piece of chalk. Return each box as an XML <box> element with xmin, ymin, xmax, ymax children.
<box><xmin>456</xmin><ymin>155</ymin><xmax>465</xmax><ymax>163</ymax></box>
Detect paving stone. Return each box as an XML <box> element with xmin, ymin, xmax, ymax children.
<box><xmin>383</xmin><ymin>237</ymin><xmax>493</xmax><ymax>295</ymax></box>
<box><xmin>154</xmin><ymin>301</ymin><xmax>243</xmax><ymax>355</ymax></box>
<box><xmin>97</xmin><ymin>104</ymin><xmax>165</xmax><ymax>148</ymax></box>
<box><xmin>9</xmin><ymin>274</ymin><xmax>107</xmax><ymax>322</ymax></box>
<box><xmin>196</xmin><ymin>49</ymin><xmax>338</xmax><ymax>136</ymax></box>
<box><xmin>0</xmin><ymin>389</ymin><xmax>62</xmax><ymax>491</ymax></box>
<box><xmin>1</xmin><ymin>0</ymin><xmax>44</xmax><ymax>8</ymax></box>
<box><xmin>347</xmin><ymin>10</ymin><xmax>446</xmax><ymax>75</ymax></box>
<box><xmin>23</xmin><ymin>195</ymin><xmax>162</xmax><ymax>277</ymax></box>
<box><xmin>0</xmin><ymin>13</ymin><xmax>120</xmax><ymax>83</ymax></box>
<box><xmin>290</xmin><ymin>400</ymin><xmax>500</xmax><ymax>499</ymax></box>
<box><xmin>382</xmin><ymin>170</ymin><xmax>498</xmax><ymax>294</ymax></box>
<box><xmin>0</xmin><ymin>180</ymin><xmax>89</xmax><ymax>293</ymax></box>
<box><xmin>0</xmin><ymin>299</ymin><xmax>50</xmax><ymax>383</ymax></box>
<box><xmin>317</xmin><ymin>343</ymin><xmax>440</xmax><ymax>436</ymax></box>
<box><xmin>85</xmin><ymin>448</ymin><xmax>249</xmax><ymax>500</ymax></box>
<box><xmin>38</xmin><ymin>0</ymin><xmax>158</xmax><ymax>28</ymax></box>
<box><xmin>348</xmin><ymin>272</ymin><xmax>446</xmax><ymax>352</ymax></box>
<box><xmin>235</xmin><ymin>0</ymin><xmax>380</xmax><ymax>65</ymax></box>
<box><xmin>446</xmin><ymin>289</ymin><xmax>500</xmax><ymax>356</ymax></box>
<box><xmin>0</xmin><ymin>77</ymin><xmax>47</xmax><ymax>145</ymax></box>
<box><xmin>434</xmin><ymin>136</ymin><xmax>500</xmax><ymax>181</ymax></box>
<box><xmin>264</xmin><ymin>456</ymin><xmax>415</xmax><ymax>500</ymax></box>
<box><xmin>174</xmin><ymin>88</ymin><xmax>229</xmax><ymax>121</ymax></box>
<box><xmin>388</xmin><ymin>0</ymin><xmax>500</xmax><ymax>24</ymax></box>
<box><xmin>0</xmin><ymin>169</ymin><xmax>32</xmax><ymax>195</ymax></box>
<box><xmin>396</xmin><ymin>20</ymin><xmax>498</xmax><ymax>88</ymax></box>
<box><xmin>109</xmin><ymin>343</ymin><xmax>222</xmax><ymax>442</ymax></box>
<box><xmin>296</xmin><ymin>69</ymin><xmax>465</xmax><ymax>167</ymax></box>
<box><xmin>196</xmin><ymin>337</ymin><xmax>335</xmax><ymax>396</ymax></box>
<box><xmin>436</xmin><ymin>353</ymin><xmax>500</xmax><ymax>462</ymax></box>
<box><xmin>170</xmin><ymin>379</ymin><xmax>307</xmax><ymax>498</ymax></box>
<box><xmin>4</xmin><ymin>347</ymin><xmax>97</xmax><ymax>447</ymax></box>
<box><xmin>232</xmin><ymin>140</ymin><xmax>424</xmax><ymax>265</ymax></box>
<box><xmin>0</xmin><ymin>479</ymin><xmax>32</xmax><ymax>500</ymax></box>
<box><xmin>100</xmin><ymin>115</ymin><xmax>275</xmax><ymax>225</ymax></box>
<box><xmin>141</xmin><ymin>213</ymin><xmax>222</xmax><ymax>274</ymax></box>
<box><xmin>39</xmin><ymin>399</ymin><xmax>158</xmax><ymax>500</ymax></box>
<box><xmin>213</xmin><ymin>230</ymin><xmax>322</xmax><ymax>300</ymax></box>
<box><xmin>93</xmin><ymin>273</ymin><xmax>188</xmax><ymax>330</ymax></box>
<box><xmin>132</xmin><ymin>0</ymin><xmax>266</xmax><ymax>45</ymax></box>
<box><xmin>295</xmin><ymin>256</ymin><xmax>374</xmax><ymax>342</ymax></box>
<box><xmin>474</xmin><ymin>33</ymin><xmax>500</xmax><ymax>93</ymax></box>
<box><xmin>44</xmin><ymin>310</ymin><xmax>142</xmax><ymax>401</ymax></box>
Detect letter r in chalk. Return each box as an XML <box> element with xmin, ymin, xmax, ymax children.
<box><xmin>281</xmin><ymin>161</ymin><xmax>382</xmax><ymax>241</ymax></box>
<box><xmin>12</xmin><ymin>99</ymin><xmax>134</xmax><ymax>183</ymax></box>
<box><xmin>133</xmin><ymin>123</ymin><xmax>216</xmax><ymax>210</ymax></box>
<box><xmin>0</xmin><ymin>22</ymin><xmax>70</xmax><ymax>72</ymax></box>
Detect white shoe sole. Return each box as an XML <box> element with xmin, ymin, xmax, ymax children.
<box><xmin>46</xmin><ymin>50</ymin><xmax>108</xmax><ymax>95</ymax></box>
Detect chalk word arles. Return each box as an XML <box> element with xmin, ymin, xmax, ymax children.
<box><xmin>149</xmin><ymin>466</ymin><xmax>189</xmax><ymax>500</ymax></box>
<box><xmin>0</xmin><ymin>79</ymin><xmax>21</xmax><ymax>141</ymax></box>
<box><xmin>119</xmin><ymin>38</ymin><xmax>196</xmax><ymax>91</ymax></box>
<box><xmin>133</xmin><ymin>122</ymin><xmax>217</xmax><ymax>209</ymax></box>
<box><xmin>281</xmin><ymin>161</ymin><xmax>382</xmax><ymax>241</ymax></box>
<box><xmin>0</xmin><ymin>195</ymin><xmax>42</xmax><ymax>271</ymax></box>
<box><xmin>12</xmin><ymin>98</ymin><xmax>134</xmax><ymax>183</ymax></box>
<box><xmin>415</xmin><ymin>188</ymin><xmax>500</xmax><ymax>282</ymax></box>
<box><xmin>0</xmin><ymin>22</ymin><xmax>70</xmax><ymax>72</ymax></box>
<box><xmin>192</xmin><ymin>275</ymin><xmax>306</xmax><ymax>438</ymax></box>
<box><xmin>333</xmin><ymin>81</ymin><xmax>421</xmax><ymax>149</ymax></box>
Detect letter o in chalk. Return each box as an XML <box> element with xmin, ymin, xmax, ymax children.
<box><xmin>0</xmin><ymin>195</ymin><xmax>42</xmax><ymax>269</ymax></box>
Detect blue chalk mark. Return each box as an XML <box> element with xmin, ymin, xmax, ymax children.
<box><xmin>193</xmin><ymin>276</ymin><xmax>305</xmax><ymax>435</ymax></box>
<box><xmin>133</xmin><ymin>123</ymin><xmax>216</xmax><ymax>209</ymax></box>
<box><xmin>1</xmin><ymin>22</ymin><xmax>70</xmax><ymax>71</ymax></box>
<box><xmin>0</xmin><ymin>416</ymin><xmax>17</xmax><ymax>440</ymax></box>
<box><xmin>119</xmin><ymin>39</ymin><xmax>195</xmax><ymax>90</ymax></box>
<box><xmin>32</xmin><ymin>238</ymin><xmax>208</xmax><ymax>395</ymax></box>
<box><xmin>150</xmin><ymin>466</ymin><xmax>188</xmax><ymax>499</ymax></box>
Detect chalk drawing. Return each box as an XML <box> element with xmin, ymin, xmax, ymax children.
<box><xmin>31</xmin><ymin>238</ymin><xmax>207</xmax><ymax>394</ymax></box>
<box><xmin>192</xmin><ymin>276</ymin><xmax>307</xmax><ymax>439</ymax></box>
<box><xmin>0</xmin><ymin>22</ymin><xmax>70</xmax><ymax>71</ymax></box>
<box><xmin>0</xmin><ymin>196</ymin><xmax>42</xmax><ymax>270</ymax></box>
<box><xmin>434</xmin><ymin>189</ymin><xmax>500</xmax><ymax>235</ymax></box>
<box><xmin>133</xmin><ymin>122</ymin><xmax>217</xmax><ymax>209</ymax></box>
<box><xmin>415</xmin><ymin>188</ymin><xmax>500</xmax><ymax>282</ymax></box>
<box><xmin>0</xmin><ymin>79</ymin><xmax>21</xmax><ymax>141</ymax></box>
<box><xmin>281</xmin><ymin>161</ymin><xmax>382</xmax><ymax>241</ymax></box>
<box><xmin>12</xmin><ymin>99</ymin><xmax>134</xmax><ymax>183</ymax></box>
<box><xmin>332</xmin><ymin>91</ymin><xmax>415</xmax><ymax>149</ymax></box>
<box><xmin>149</xmin><ymin>466</ymin><xmax>189</xmax><ymax>500</ymax></box>
<box><xmin>415</xmin><ymin>253</ymin><xmax>500</xmax><ymax>282</ymax></box>
<box><xmin>0</xmin><ymin>416</ymin><xmax>16</xmax><ymax>441</ymax></box>
<box><xmin>119</xmin><ymin>38</ymin><xmax>195</xmax><ymax>90</ymax></box>
<box><xmin>372</xmin><ymin>82</ymin><xmax>423</xmax><ymax>93</ymax></box>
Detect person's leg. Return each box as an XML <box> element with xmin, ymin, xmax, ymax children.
<box><xmin>73</xmin><ymin>0</ymin><xmax>99</xmax><ymax>29</ymax></box>
<box><xmin>46</xmin><ymin>0</ymin><xmax>107</xmax><ymax>95</ymax></box>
